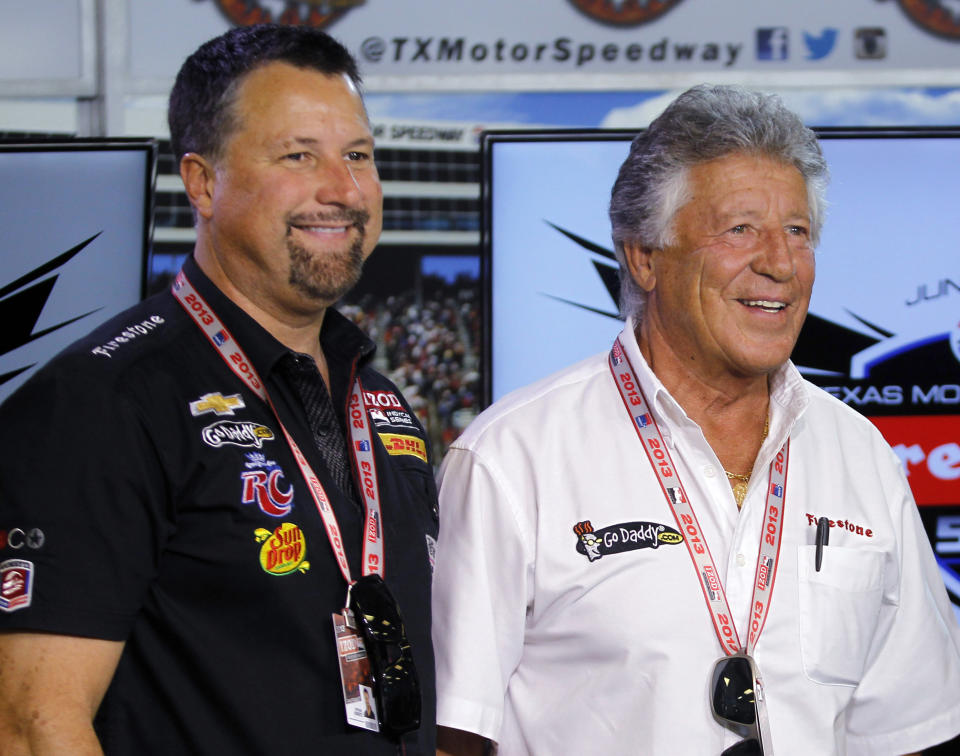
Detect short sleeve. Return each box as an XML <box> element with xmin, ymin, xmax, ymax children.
<box><xmin>845</xmin><ymin>472</ymin><xmax>960</xmax><ymax>754</ymax></box>
<box><xmin>0</xmin><ymin>364</ymin><xmax>168</xmax><ymax>639</ymax></box>
<box><xmin>431</xmin><ymin>445</ymin><xmax>533</xmax><ymax>742</ymax></box>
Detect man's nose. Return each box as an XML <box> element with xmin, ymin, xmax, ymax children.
<box><xmin>314</xmin><ymin>158</ymin><xmax>365</xmax><ymax>206</ymax></box>
<box><xmin>753</xmin><ymin>227</ymin><xmax>798</xmax><ymax>281</ymax></box>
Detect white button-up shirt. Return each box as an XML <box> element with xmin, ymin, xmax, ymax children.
<box><xmin>432</xmin><ymin>319</ymin><xmax>960</xmax><ymax>755</ymax></box>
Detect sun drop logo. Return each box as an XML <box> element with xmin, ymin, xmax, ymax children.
<box><xmin>255</xmin><ymin>523</ymin><xmax>310</xmax><ymax>575</ymax></box>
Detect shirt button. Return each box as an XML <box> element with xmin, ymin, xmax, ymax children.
<box><xmin>704</xmin><ymin>465</ymin><xmax>716</xmax><ymax>477</ymax></box>
<box><xmin>736</xmin><ymin>553</ymin><xmax>746</xmax><ymax>567</ymax></box>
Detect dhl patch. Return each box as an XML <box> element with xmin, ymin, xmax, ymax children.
<box><xmin>378</xmin><ymin>433</ymin><xmax>428</xmax><ymax>463</ymax></box>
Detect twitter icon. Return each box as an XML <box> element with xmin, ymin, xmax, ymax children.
<box><xmin>804</xmin><ymin>28</ymin><xmax>837</xmax><ymax>60</ymax></box>
<box><xmin>803</xmin><ymin>29</ymin><xmax>837</xmax><ymax>60</ymax></box>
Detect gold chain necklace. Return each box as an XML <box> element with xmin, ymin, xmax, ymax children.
<box><xmin>725</xmin><ymin>415</ymin><xmax>769</xmax><ymax>509</ymax></box>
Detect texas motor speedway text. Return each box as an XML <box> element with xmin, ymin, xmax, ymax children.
<box><xmin>360</xmin><ymin>35</ymin><xmax>743</xmax><ymax>68</ymax></box>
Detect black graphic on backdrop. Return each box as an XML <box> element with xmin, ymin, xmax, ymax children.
<box><xmin>546</xmin><ymin>221</ymin><xmax>959</xmax><ymax>416</ymax></box>
<box><xmin>0</xmin><ymin>233</ymin><xmax>102</xmax><ymax>387</ymax></box>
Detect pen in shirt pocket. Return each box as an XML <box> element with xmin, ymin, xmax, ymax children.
<box><xmin>815</xmin><ymin>516</ymin><xmax>829</xmax><ymax>572</ymax></box>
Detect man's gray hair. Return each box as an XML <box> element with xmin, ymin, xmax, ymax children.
<box><xmin>609</xmin><ymin>84</ymin><xmax>829</xmax><ymax>321</ymax></box>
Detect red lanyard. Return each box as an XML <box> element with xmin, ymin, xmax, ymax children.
<box><xmin>608</xmin><ymin>337</ymin><xmax>788</xmax><ymax>655</ymax></box>
<box><xmin>172</xmin><ymin>270</ymin><xmax>385</xmax><ymax>584</ymax></box>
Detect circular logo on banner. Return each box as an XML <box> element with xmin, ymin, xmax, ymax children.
<box><xmin>213</xmin><ymin>0</ymin><xmax>363</xmax><ymax>29</ymax></box>
<box><xmin>894</xmin><ymin>0</ymin><xmax>960</xmax><ymax>40</ymax></box>
<box><xmin>567</xmin><ymin>0</ymin><xmax>687</xmax><ymax>27</ymax></box>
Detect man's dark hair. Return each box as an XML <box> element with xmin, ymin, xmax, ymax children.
<box><xmin>168</xmin><ymin>24</ymin><xmax>363</xmax><ymax>163</ymax></box>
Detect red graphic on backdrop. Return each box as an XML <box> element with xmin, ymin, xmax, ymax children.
<box><xmin>212</xmin><ymin>0</ymin><xmax>363</xmax><ymax>29</ymax></box>
<box><xmin>871</xmin><ymin>415</ymin><xmax>960</xmax><ymax>505</ymax></box>
<box><xmin>567</xmin><ymin>0</ymin><xmax>686</xmax><ymax>27</ymax></box>
<box><xmin>892</xmin><ymin>0</ymin><xmax>960</xmax><ymax>40</ymax></box>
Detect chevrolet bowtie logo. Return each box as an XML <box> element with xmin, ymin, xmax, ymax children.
<box><xmin>189</xmin><ymin>392</ymin><xmax>246</xmax><ymax>417</ymax></box>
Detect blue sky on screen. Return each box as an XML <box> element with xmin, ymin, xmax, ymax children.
<box><xmin>421</xmin><ymin>254</ymin><xmax>481</xmax><ymax>283</ymax></box>
<box><xmin>367</xmin><ymin>86</ymin><xmax>960</xmax><ymax>129</ymax></box>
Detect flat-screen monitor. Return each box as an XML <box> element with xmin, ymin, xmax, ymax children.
<box><xmin>0</xmin><ymin>140</ymin><xmax>156</xmax><ymax>403</ymax></box>
<box><xmin>482</xmin><ymin>127</ymin><xmax>960</xmax><ymax>620</ymax></box>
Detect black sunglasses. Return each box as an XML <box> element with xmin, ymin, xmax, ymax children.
<box><xmin>349</xmin><ymin>573</ymin><xmax>421</xmax><ymax>737</ymax></box>
<box><xmin>710</xmin><ymin>653</ymin><xmax>772</xmax><ymax>755</ymax></box>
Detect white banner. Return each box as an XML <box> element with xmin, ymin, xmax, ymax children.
<box><xmin>127</xmin><ymin>0</ymin><xmax>960</xmax><ymax>91</ymax></box>
<box><xmin>0</xmin><ymin>0</ymin><xmax>94</xmax><ymax>96</ymax></box>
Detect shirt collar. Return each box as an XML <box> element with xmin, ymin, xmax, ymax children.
<box><xmin>765</xmin><ymin>359</ymin><xmax>810</xmax><ymax>449</ymax></box>
<box><xmin>616</xmin><ymin>316</ymin><xmax>810</xmax><ymax>453</ymax></box>
<box><xmin>179</xmin><ymin>255</ymin><xmax>376</xmax><ymax>381</ymax></box>
<box><xmin>618</xmin><ymin>316</ymin><xmax>693</xmax><ymax>442</ymax></box>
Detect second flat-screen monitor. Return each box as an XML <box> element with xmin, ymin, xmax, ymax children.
<box><xmin>483</xmin><ymin>127</ymin><xmax>960</xmax><ymax>409</ymax></box>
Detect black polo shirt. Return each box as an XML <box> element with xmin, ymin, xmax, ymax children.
<box><xmin>0</xmin><ymin>256</ymin><xmax>438</xmax><ymax>754</ymax></box>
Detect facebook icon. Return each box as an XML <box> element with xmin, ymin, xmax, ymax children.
<box><xmin>757</xmin><ymin>27</ymin><xmax>789</xmax><ymax>60</ymax></box>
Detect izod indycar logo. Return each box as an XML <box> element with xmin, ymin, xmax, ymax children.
<box><xmin>211</xmin><ymin>0</ymin><xmax>363</xmax><ymax>28</ymax></box>
<box><xmin>573</xmin><ymin>519</ymin><xmax>682</xmax><ymax>562</ymax></box>
<box><xmin>255</xmin><ymin>523</ymin><xmax>310</xmax><ymax>575</ymax></box>
<box><xmin>567</xmin><ymin>0</ymin><xmax>687</xmax><ymax>27</ymax></box>
<box><xmin>364</xmin><ymin>390</ymin><xmax>418</xmax><ymax>429</ymax></box>
<box><xmin>892</xmin><ymin>0</ymin><xmax>960</xmax><ymax>40</ymax></box>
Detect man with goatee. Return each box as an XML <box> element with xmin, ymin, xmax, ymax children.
<box><xmin>0</xmin><ymin>24</ymin><xmax>437</xmax><ymax>755</ymax></box>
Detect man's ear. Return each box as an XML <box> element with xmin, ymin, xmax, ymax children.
<box><xmin>623</xmin><ymin>241</ymin><xmax>658</xmax><ymax>293</ymax></box>
<box><xmin>179</xmin><ymin>153</ymin><xmax>216</xmax><ymax>221</ymax></box>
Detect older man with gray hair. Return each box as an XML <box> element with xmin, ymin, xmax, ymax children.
<box><xmin>432</xmin><ymin>85</ymin><xmax>960</xmax><ymax>755</ymax></box>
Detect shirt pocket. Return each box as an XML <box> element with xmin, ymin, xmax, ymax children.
<box><xmin>797</xmin><ymin>545</ymin><xmax>885</xmax><ymax>686</ymax></box>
